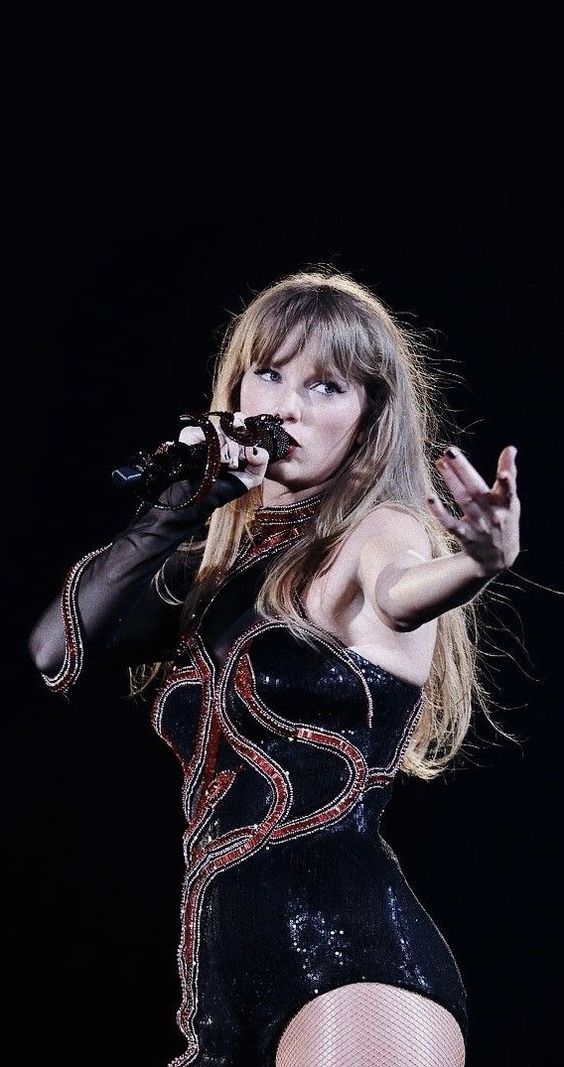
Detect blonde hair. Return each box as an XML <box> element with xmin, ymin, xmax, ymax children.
<box><xmin>132</xmin><ymin>265</ymin><xmax>510</xmax><ymax>780</ymax></box>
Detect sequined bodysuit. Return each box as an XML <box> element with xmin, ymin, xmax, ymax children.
<box><xmin>152</xmin><ymin>494</ymin><xmax>468</xmax><ymax>1065</ymax></box>
<box><xmin>30</xmin><ymin>483</ymin><xmax>468</xmax><ymax>1066</ymax></box>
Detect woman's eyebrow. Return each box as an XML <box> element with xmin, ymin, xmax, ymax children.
<box><xmin>268</xmin><ymin>357</ymin><xmax>347</xmax><ymax>381</ymax></box>
<box><xmin>312</xmin><ymin>363</ymin><xmax>348</xmax><ymax>381</ymax></box>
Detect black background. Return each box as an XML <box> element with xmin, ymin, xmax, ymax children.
<box><xmin>6</xmin><ymin>195</ymin><xmax>563</xmax><ymax>1065</ymax></box>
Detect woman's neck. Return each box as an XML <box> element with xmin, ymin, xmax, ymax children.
<box><xmin>259</xmin><ymin>475</ymin><xmax>333</xmax><ymax>507</ymax></box>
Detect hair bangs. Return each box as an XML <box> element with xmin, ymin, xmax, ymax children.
<box><xmin>248</xmin><ymin>294</ymin><xmax>366</xmax><ymax>386</ymax></box>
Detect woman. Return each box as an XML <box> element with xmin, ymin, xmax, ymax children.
<box><xmin>29</xmin><ymin>268</ymin><xmax>520</xmax><ymax>1066</ymax></box>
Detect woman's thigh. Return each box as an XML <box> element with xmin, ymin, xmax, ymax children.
<box><xmin>275</xmin><ymin>981</ymin><xmax>466</xmax><ymax>1067</ymax></box>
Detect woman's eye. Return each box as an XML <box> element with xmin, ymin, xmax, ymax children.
<box><xmin>314</xmin><ymin>381</ymin><xmax>344</xmax><ymax>396</ymax></box>
<box><xmin>254</xmin><ymin>368</ymin><xmax>281</xmax><ymax>383</ymax></box>
<box><xmin>253</xmin><ymin>368</ymin><xmax>344</xmax><ymax>396</ymax></box>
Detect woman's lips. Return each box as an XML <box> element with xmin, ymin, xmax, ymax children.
<box><xmin>273</xmin><ymin>443</ymin><xmax>299</xmax><ymax>462</ymax></box>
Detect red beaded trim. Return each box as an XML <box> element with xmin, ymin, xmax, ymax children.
<box><xmin>40</xmin><ymin>545</ymin><xmax>110</xmax><ymax>696</ymax></box>
<box><xmin>249</xmin><ymin>490</ymin><xmax>325</xmax><ymax>530</ymax></box>
<box><xmin>154</xmin><ymin>618</ymin><xmax>424</xmax><ymax>1065</ymax></box>
<box><xmin>181</xmin><ymin>496</ymin><xmax>323</xmax><ymax>645</ymax></box>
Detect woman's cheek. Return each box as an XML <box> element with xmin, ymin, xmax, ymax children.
<box><xmin>239</xmin><ymin>377</ymin><xmax>263</xmax><ymax>413</ymax></box>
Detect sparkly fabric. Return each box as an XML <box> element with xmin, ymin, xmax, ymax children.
<box><xmin>28</xmin><ymin>471</ymin><xmax>248</xmax><ymax>694</ymax></box>
<box><xmin>152</xmin><ymin>492</ymin><xmax>468</xmax><ymax>1066</ymax></box>
<box><xmin>29</xmin><ymin>484</ymin><xmax>468</xmax><ymax>1064</ymax></box>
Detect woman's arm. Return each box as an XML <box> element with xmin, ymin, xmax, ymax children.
<box><xmin>357</xmin><ymin>445</ymin><xmax>520</xmax><ymax>631</ymax></box>
<box><xmin>28</xmin><ymin>471</ymin><xmax>248</xmax><ymax>694</ymax></box>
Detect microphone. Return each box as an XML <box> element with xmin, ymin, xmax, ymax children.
<box><xmin>111</xmin><ymin>411</ymin><xmax>295</xmax><ymax>495</ymax></box>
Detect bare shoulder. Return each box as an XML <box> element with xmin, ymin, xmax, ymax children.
<box><xmin>347</xmin><ymin>505</ymin><xmax>435</xmax><ymax>637</ymax></box>
<box><xmin>306</xmin><ymin>504</ymin><xmax>437</xmax><ymax>685</ymax></box>
<box><xmin>346</xmin><ymin>504</ymin><xmax>433</xmax><ymax>573</ymax></box>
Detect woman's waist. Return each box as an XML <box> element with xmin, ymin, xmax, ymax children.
<box><xmin>190</xmin><ymin>784</ymin><xmax>396</xmax><ymax>866</ymax></box>
<box><xmin>194</xmin><ymin>809</ymin><xmax>407</xmax><ymax>920</ymax></box>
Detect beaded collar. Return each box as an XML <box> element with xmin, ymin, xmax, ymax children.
<box><xmin>249</xmin><ymin>490</ymin><xmax>325</xmax><ymax>535</ymax></box>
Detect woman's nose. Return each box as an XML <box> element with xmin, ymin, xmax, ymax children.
<box><xmin>274</xmin><ymin>388</ymin><xmax>302</xmax><ymax>422</ymax></box>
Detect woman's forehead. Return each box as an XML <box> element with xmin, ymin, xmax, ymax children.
<box><xmin>252</xmin><ymin>325</ymin><xmax>348</xmax><ymax>378</ymax></box>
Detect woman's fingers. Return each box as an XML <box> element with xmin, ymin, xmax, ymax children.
<box><xmin>490</xmin><ymin>445</ymin><xmax>518</xmax><ymax>505</ymax></box>
<box><xmin>179</xmin><ymin>414</ymin><xmax>244</xmax><ymax>468</ymax></box>
<box><xmin>427</xmin><ymin>494</ymin><xmax>471</xmax><ymax>540</ymax></box>
<box><xmin>435</xmin><ymin>447</ymin><xmax>490</xmax><ymax>500</ymax></box>
<box><xmin>178</xmin><ymin>411</ymin><xmax>269</xmax><ymax>490</ymax></box>
<box><xmin>219</xmin><ymin>411</ymin><xmax>247</xmax><ymax>468</ymax></box>
<box><xmin>434</xmin><ymin>448</ymin><xmax>491</xmax><ymax>529</ymax></box>
<box><xmin>215</xmin><ymin>411</ymin><xmax>271</xmax><ymax>480</ymax></box>
<box><xmin>178</xmin><ymin>425</ymin><xmax>205</xmax><ymax>446</ymax></box>
<box><xmin>430</xmin><ymin>445</ymin><xmax>520</xmax><ymax>570</ymax></box>
<box><xmin>435</xmin><ymin>445</ymin><xmax>519</xmax><ymax>514</ymax></box>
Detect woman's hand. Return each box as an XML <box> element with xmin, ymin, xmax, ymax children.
<box><xmin>428</xmin><ymin>445</ymin><xmax>521</xmax><ymax>576</ymax></box>
<box><xmin>178</xmin><ymin>410</ymin><xmax>269</xmax><ymax>493</ymax></box>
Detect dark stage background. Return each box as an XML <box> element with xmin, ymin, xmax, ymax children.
<box><xmin>6</xmin><ymin>203</ymin><xmax>563</xmax><ymax>1065</ymax></box>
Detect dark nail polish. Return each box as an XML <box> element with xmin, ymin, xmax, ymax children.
<box><xmin>252</xmin><ymin>446</ymin><xmax>258</xmax><ymax>455</ymax></box>
<box><xmin>445</xmin><ymin>447</ymin><xmax>458</xmax><ymax>458</ymax></box>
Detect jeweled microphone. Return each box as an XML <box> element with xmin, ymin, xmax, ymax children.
<box><xmin>111</xmin><ymin>411</ymin><xmax>296</xmax><ymax>492</ymax></box>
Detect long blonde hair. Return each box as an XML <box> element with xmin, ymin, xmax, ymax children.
<box><xmin>132</xmin><ymin>265</ymin><xmax>508</xmax><ymax>780</ymax></box>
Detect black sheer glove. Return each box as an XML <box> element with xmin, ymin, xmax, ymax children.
<box><xmin>28</xmin><ymin>471</ymin><xmax>248</xmax><ymax>696</ymax></box>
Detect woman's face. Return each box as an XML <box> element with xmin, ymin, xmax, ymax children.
<box><xmin>239</xmin><ymin>329</ymin><xmax>366</xmax><ymax>495</ymax></box>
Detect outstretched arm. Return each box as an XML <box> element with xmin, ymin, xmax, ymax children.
<box><xmin>357</xmin><ymin>445</ymin><xmax>520</xmax><ymax>631</ymax></box>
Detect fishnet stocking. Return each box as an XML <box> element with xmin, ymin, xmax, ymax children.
<box><xmin>275</xmin><ymin>982</ymin><xmax>465</xmax><ymax>1067</ymax></box>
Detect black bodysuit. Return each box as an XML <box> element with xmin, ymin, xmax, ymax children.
<box><xmin>30</xmin><ymin>479</ymin><xmax>468</xmax><ymax>1066</ymax></box>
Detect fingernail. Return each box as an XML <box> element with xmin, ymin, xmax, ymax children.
<box><xmin>252</xmin><ymin>446</ymin><xmax>258</xmax><ymax>455</ymax></box>
<box><xmin>445</xmin><ymin>447</ymin><xmax>458</xmax><ymax>458</ymax></box>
